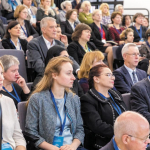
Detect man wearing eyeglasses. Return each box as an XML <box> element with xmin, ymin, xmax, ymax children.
<box><xmin>113</xmin><ymin>43</ymin><xmax>147</xmax><ymax>94</ymax></box>
<box><xmin>101</xmin><ymin>111</ymin><xmax>150</xmax><ymax>150</ymax></box>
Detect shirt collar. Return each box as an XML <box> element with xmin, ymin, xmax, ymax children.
<box><xmin>42</xmin><ymin>35</ymin><xmax>55</xmax><ymax>49</ymax></box>
<box><xmin>124</xmin><ymin>64</ymin><xmax>136</xmax><ymax>73</ymax></box>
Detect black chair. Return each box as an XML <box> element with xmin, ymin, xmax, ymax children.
<box><xmin>122</xmin><ymin>93</ymin><xmax>131</xmax><ymax>110</ymax></box>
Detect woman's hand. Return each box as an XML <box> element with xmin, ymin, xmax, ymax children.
<box><xmin>26</xmin><ymin>36</ymin><xmax>33</xmax><ymax>42</ymax></box>
<box><xmin>60</xmin><ymin>34</ymin><xmax>68</xmax><ymax>47</ymax></box>
<box><xmin>60</xmin><ymin>145</ymin><xmax>75</xmax><ymax>150</ymax></box>
<box><xmin>44</xmin><ymin>5</ymin><xmax>49</xmax><ymax>15</ymax></box>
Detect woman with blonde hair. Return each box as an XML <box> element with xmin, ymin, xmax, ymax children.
<box><xmin>25</xmin><ymin>56</ymin><xmax>85</xmax><ymax>150</ymax></box>
<box><xmin>78</xmin><ymin>51</ymin><xmax>104</xmax><ymax>93</ymax></box>
<box><xmin>99</xmin><ymin>3</ymin><xmax>111</xmax><ymax>26</ymax></box>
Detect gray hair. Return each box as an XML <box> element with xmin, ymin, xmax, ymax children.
<box><xmin>40</xmin><ymin>17</ymin><xmax>56</xmax><ymax>29</ymax></box>
<box><xmin>115</xmin><ymin>4</ymin><xmax>123</xmax><ymax>11</ymax></box>
<box><xmin>121</xmin><ymin>43</ymin><xmax>138</xmax><ymax>56</ymax></box>
<box><xmin>81</xmin><ymin>1</ymin><xmax>91</xmax><ymax>9</ymax></box>
<box><xmin>92</xmin><ymin>9</ymin><xmax>102</xmax><ymax>17</ymax></box>
<box><xmin>60</xmin><ymin>1</ymin><xmax>71</xmax><ymax>10</ymax></box>
<box><xmin>0</xmin><ymin>55</ymin><xmax>20</xmax><ymax>72</ymax></box>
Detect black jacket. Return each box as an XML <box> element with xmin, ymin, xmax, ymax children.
<box><xmin>80</xmin><ymin>88</ymin><xmax>127</xmax><ymax>150</ymax></box>
<box><xmin>67</xmin><ymin>41</ymin><xmax>96</xmax><ymax>65</ymax></box>
<box><xmin>2</xmin><ymin>38</ymin><xmax>28</xmax><ymax>53</ymax></box>
<box><xmin>101</xmin><ymin>139</ymin><xmax>114</xmax><ymax>150</ymax></box>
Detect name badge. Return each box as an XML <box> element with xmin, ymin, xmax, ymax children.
<box><xmin>32</xmin><ymin>15</ymin><xmax>36</xmax><ymax>18</ymax></box>
<box><xmin>53</xmin><ymin>136</ymin><xmax>64</xmax><ymax>148</ymax></box>
<box><xmin>2</xmin><ymin>143</ymin><xmax>12</xmax><ymax>150</ymax></box>
<box><xmin>140</xmin><ymin>38</ymin><xmax>144</xmax><ymax>42</ymax></box>
<box><xmin>102</xmin><ymin>39</ymin><xmax>106</xmax><ymax>44</ymax></box>
<box><xmin>12</xmin><ymin>5</ymin><xmax>16</xmax><ymax>10</ymax></box>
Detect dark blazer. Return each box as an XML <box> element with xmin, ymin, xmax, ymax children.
<box><xmin>101</xmin><ymin>139</ymin><xmax>114</xmax><ymax>150</ymax></box>
<box><xmin>80</xmin><ymin>88</ymin><xmax>126</xmax><ymax>150</ymax></box>
<box><xmin>113</xmin><ymin>65</ymin><xmax>147</xmax><ymax>94</ymax></box>
<box><xmin>2</xmin><ymin>38</ymin><xmax>28</xmax><ymax>53</ymax></box>
<box><xmin>89</xmin><ymin>22</ymin><xmax>112</xmax><ymax>50</ymax></box>
<box><xmin>24</xmin><ymin>20</ymin><xmax>39</xmax><ymax>38</ymax></box>
<box><xmin>67</xmin><ymin>41</ymin><xmax>96</xmax><ymax>65</ymax></box>
<box><xmin>60</xmin><ymin>20</ymin><xmax>79</xmax><ymax>44</ymax></box>
<box><xmin>130</xmin><ymin>77</ymin><xmax>150</xmax><ymax>124</ymax></box>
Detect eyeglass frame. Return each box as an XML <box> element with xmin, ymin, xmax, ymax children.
<box><xmin>98</xmin><ymin>73</ymin><xmax>115</xmax><ymax>78</ymax></box>
<box><xmin>127</xmin><ymin>134</ymin><xmax>150</xmax><ymax>143</ymax></box>
<box><xmin>126</xmin><ymin>53</ymin><xmax>141</xmax><ymax>57</ymax></box>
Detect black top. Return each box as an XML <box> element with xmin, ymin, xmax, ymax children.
<box><xmin>129</xmin><ymin>25</ymin><xmax>147</xmax><ymax>42</ymax></box>
<box><xmin>1</xmin><ymin>82</ymin><xmax>30</xmax><ymax>108</ymax></box>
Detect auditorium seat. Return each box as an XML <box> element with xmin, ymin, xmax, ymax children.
<box><xmin>122</xmin><ymin>93</ymin><xmax>131</xmax><ymax>110</ymax></box>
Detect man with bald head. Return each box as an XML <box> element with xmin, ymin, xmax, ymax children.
<box><xmin>101</xmin><ymin>111</ymin><xmax>150</xmax><ymax>150</ymax></box>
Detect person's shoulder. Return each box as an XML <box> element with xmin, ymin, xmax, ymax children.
<box><xmin>137</xmin><ymin>68</ymin><xmax>147</xmax><ymax>74</ymax></box>
<box><xmin>68</xmin><ymin>41</ymin><xmax>78</xmax><ymax>47</ymax></box>
<box><xmin>114</xmin><ymin>66</ymin><xmax>124</xmax><ymax>73</ymax></box>
<box><xmin>28</xmin><ymin>36</ymin><xmax>42</xmax><ymax>44</ymax></box>
<box><xmin>101</xmin><ymin>139</ymin><xmax>114</xmax><ymax>150</ymax></box>
<box><xmin>131</xmin><ymin>78</ymin><xmax>148</xmax><ymax>90</ymax></box>
<box><xmin>1</xmin><ymin>94</ymin><xmax>15</xmax><ymax>106</ymax></box>
<box><xmin>2</xmin><ymin>38</ymin><xmax>9</xmax><ymax>43</ymax></box>
<box><xmin>54</xmin><ymin>39</ymin><xmax>65</xmax><ymax>46</ymax></box>
<box><xmin>129</xmin><ymin>25</ymin><xmax>134</xmax><ymax>29</ymax></box>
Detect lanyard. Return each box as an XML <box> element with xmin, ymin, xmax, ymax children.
<box><xmin>80</xmin><ymin>44</ymin><xmax>91</xmax><ymax>53</ymax></box>
<box><xmin>50</xmin><ymin>90</ymin><xmax>67</xmax><ymax>136</ymax></box>
<box><xmin>2</xmin><ymin>84</ymin><xmax>21</xmax><ymax>103</ymax></box>
<box><xmin>10</xmin><ymin>39</ymin><xmax>22</xmax><ymax>50</ymax></box>
<box><xmin>112</xmin><ymin>137</ymin><xmax>119</xmax><ymax>150</ymax></box>
<box><xmin>21</xmin><ymin>26</ymin><xmax>28</xmax><ymax>37</ymax></box>
<box><xmin>134</xmin><ymin>26</ymin><xmax>142</xmax><ymax>39</ymax></box>
<box><xmin>100</xmin><ymin>24</ymin><xmax>103</xmax><ymax>38</ymax></box>
<box><xmin>113</xmin><ymin>25</ymin><xmax>121</xmax><ymax>35</ymax></box>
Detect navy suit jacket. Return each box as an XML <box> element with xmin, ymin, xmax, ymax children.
<box><xmin>101</xmin><ymin>139</ymin><xmax>114</xmax><ymax>150</ymax></box>
<box><xmin>113</xmin><ymin>65</ymin><xmax>147</xmax><ymax>94</ymax></box>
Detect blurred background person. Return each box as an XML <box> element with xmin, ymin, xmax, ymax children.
<box><xmin>142</xmin><ymin>17</ymin><xmax>149</xmax><ymax>28</ymax></box>
<box><xmin>50</xmin><ymin>0</ymin><xmax>59</xmax><ymax>15</ymax></box>
<box><xmin>72</xmin><ymin>0</ymin><xmax>81</xmax><ymax>9</ymax></box>
<box><xmin>122</xmin><ymin>15</ymin><xmax>132</xmax><ymax>28</ymax></box>
<box><xmin>115</xmin><ymin>4</ymin><xmax>124</xmax><ymax>15</ymax></box>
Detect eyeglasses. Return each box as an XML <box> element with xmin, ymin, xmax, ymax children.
<box><xmin>126</xmin><ymin>53</ymin><xmax>141</xmax><ymax>57</ymax></box>
<box><xmin>99</xmin><ymin>73</ymin><xmax>115</xmax><ymax>78</ymax></box>
<box><xmin>128</xmin><ymin>134</ymin><xmax>150</xmax><ymax>143</ymax></box>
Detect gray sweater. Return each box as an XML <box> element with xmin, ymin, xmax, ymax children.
<box><xmin>25</xmin><ymin>90</ymin><xmax>84</xmax><ymax>147</ymax></box>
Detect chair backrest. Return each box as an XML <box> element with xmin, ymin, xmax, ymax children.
<box><xmin>122</xmin><ymin>93</ymin><xmax>131</xmax><ymax>110</ymax></box>
<box><xmin>27</xmin><ymin>82</ymin><xmax>33</xmax><ymax>91</ymax></box>
<box><xmin>26</xmin><ymin>50</ymin><xmax>32</xmax><ymax>68</ymax></box>
<box><xmin>0</xmin><ymin>49</ymin><xmax>28</xmax><ymax>82</ymax></box>
<box><xmin>112</xmin><ymin>46</ymin><xmax>119</xmax><ymax>60</ymax></box>
<box><xmin>18</xmin><ymin>101</ymin><xmax>27</xmax><ymax>132</ymax></box>
<box><xmin>3</xmin><ymin>24</ymin><xmax>8</xmax><ymax>32</ymax></box>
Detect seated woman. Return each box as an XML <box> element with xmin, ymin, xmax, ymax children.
<box><xmin>0</xmin><ymin>55</ymin><xmax>30</xmax><ymax>108</ymax></box>
<box><xmin>51</xmin><ymin>0</ymin><xmax>59</xmax><ymax>15</ymax></box>
<box><xmin>99</xmin><ymin>3</ymin><xmax>111</xmax><ymax>26</ymax></box>
<box><xmin>37</xmin><ymin>0</ymin><xmax>59</xmax><ymax>24</ymax></box>
<box><xmin>45</xmin><ymin>45</ymin><xmax>83</xmax><ymax>97</ymax></box>
<box><xmin>25</xmin><ymin>56</ymin><xmax>85</xmax><ymax>150</ymax></box>
<box><xmin>78</xmin><ymin>51</ymin><xmax>104</xmax><ymax>93</ymax></box>
<box><xmin>90</xmin><ymin>9</ymin><xmax>113</xmax><ymax>71</ymax></box>
<box><xmin>109</xmin><ymin>12</ymin><xmax>125</xmax><ymax>45</ymax></box>
<box><xmin>142</xmin><ymin>17</ymin><xmax>149</xmax><ymax>28</ymax></box>
<box><xmin>14</xmin><ymin>5</ymin><xmax>39</xmax><ymax>42</ymax></box>
<box><xmin>79</xmin><ymin>1</ymin><xmax>93</xmax><ymax>25</ymax></box>
<box><xmin>67</xmin><ymin>23</ymin><xmax>96</xmax><ymax>65</ymax></box>
<box><xmin>129</xmin><ymin>13</ymin><xmax>147</xmax><ymax>45</ymax></box>
<box><xmin>2</xmin><ymin>21</ymin><xmax>28</xmax><ymax>53</ymax></box>
<box><xmin>0</xmin><ymin>61</ymin><xmax>26</xmax><ymax>150</ymax></box>
<box><xmin>60</xmin><ymin>9</ymin><xmax>79</xmax><ymax>44</ymax></box>
<box><xmin>122</xmin><ymin>15</ymin><xmax>132</xmax><ymax>29</ymax></box>
<box><xmin>80</xmin><ymin>64</ymin><xmax>127</xmax><ymax>150</ymax></box>
<box><xmin>1</xmin><ymin>0</ymin><xmax>21</xmax><ymax>19</ymax></box>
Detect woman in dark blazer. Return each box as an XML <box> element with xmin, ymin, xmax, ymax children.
<box><xmin>14</xmin><ymin>5</ymin><xmax>39</xmax><ymax>42</ymax></box>
<box><xmin>2</xmin><ymin>21</ymin><xmax>27</xmax><ymax>53</ymax></box>
<box><xmin>80</xmin><ymin>64</ymin><xmax>127</xmax><ymax>150</ymax></box>
<box><xmin>90</xmin><ymin>9</ymin><xmax>114</xmax><ymax>71</ymax></box>
<box><xmin>67</xmin><ymin>23</ymin><xmax>96</xmax><ymax>65</ymax></box>
<box><xmin>60</xmin><ymin>9</ymin><xmax>79</xmax><ymax>44</ymax></box>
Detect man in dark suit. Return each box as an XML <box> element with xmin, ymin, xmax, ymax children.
<box><xmin>101</xmin><ymin>111</ymin><xmax>150</xmax><ymax>150</ymax></box>
<box><xmin>27</xmin><ymin>17</ymin><xmax>68</xmax><ymax>86</ymax></box>
<box><xmin>113</xmin><ymin>43</ymin><xmax>147</xmax><ymax>94</ymax></box>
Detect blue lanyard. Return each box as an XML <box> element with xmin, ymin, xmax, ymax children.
<box><xmin>113</xmin><ymin>25</ymin><xmax>121</xmax><ymax>35</ymax></box>
<box><xmin>50</xmin><ymin>90</ymin><xmax>67</xmax><ymax>136</ymax></box>
<box><xmin>134</xmin><ymin>26</ymin><xmax>142</xmax><ymax>39</ymax></box>
<box><xmin>21</xmin><ymin>26</ymin><xmax>28</xmax><ymax>37</ymax></box>
<box><xmin>100</xmin><ymin>24</ymin><xmax>103</xmax><ymax>38</ymax></box>
<box><xmin>112</xmin><ymin>137</ymin><xmax>119</xmax><ymax>150</ymax></box>
<box><xmin>10</xmin><ymin>39</ymin><xmax>22</xmax><ymax>50</ymax></box>
<box><xmin>2</xmin><ymin>84</ymin><xmax>21</xmax><ymax>103</ymax></box>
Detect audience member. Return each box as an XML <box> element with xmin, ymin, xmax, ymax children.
<box><xmin>90</xmin><ymin>9</ymin><xmax>113</xmax><ymax>71</ymax></box>
<box><xmin>115</xmin><ymin>4</ymin><xmax>124</xmax><ymax>15</ymax></box>
<box><xmin>32</xmin><ymin>0</ymin><xmax>40</xmax><ymax>7</ymax></box>
<box><xmin>25</xmin><ymin>56</ymin><xmax>85</xmax><ymax>150</ymax></box>
<box><xmin>99</xmin><ymin>3</ymin><xmax>111</xmax><ymax>26</ymax></box>
<box><xmin>2</xmin><ymin>21</ymin><xmax>28</xmax><ymax>52</ymax></box>
<box><xmin>0</xmin><ymin>61</ymin><xmax>26</xmax><ymax>150</ymax></box>
<box><xmin>1</xmin><ymin>0</ymin><xmax>21</xmax><ymax>19</ymax></box>
<box><xmin>27</xmin><ymin>17</ymin><xmax>67</xmax><ymax>86</ymax></box>
<box><xmin>72</xmin><ymin>0</ymin><xmax>81</xmax><ymax>9</ymax></box>
<box><xmin>37</xmin><ymin>0</ymin><xmax>59</xmax><ymax>23</ymax></box>
<box><xmin>79</xmin><ymin>1</ymin><xmax>93</xmax><ymax>25</ymax></box>
<box><xmin>113</xmin><ymin>43</ymin><xmax>147</xmax><ymax>94</ymax></box>
<box><xmin>122</xmin><ymin>15</ymin><xmax>132</xmax><ymax>28</ymax></box>
<box><xmin>60</xmin><ymin>9</ymin><xmax>79</xmax><ymax>44</ymax></box>
<box><xmin>129</xmin><ymin>13</ymin><xmax>147</xmax><ymax>44</ymax></box>
<box><xmin>75</xmin><ymin>3</ymin><xmax>82</xmax><ymax>15</ymax></box>
<box><xmin>0</xmin><ymin>19</ymin><xmax>5</xmax><ymax>39</ymax></box>
<box><xmin>50</xmin><ymin>0</ymin><xmax>59</xmax><ymax>15</ymax></box>
<box><xmin>78</xmin><ymin>51</ymin><xmax>104</xmax><ymax>93</ymax></box>
<box><xmin>101</xmin><ymin>111</ymin><xmax>150</xmax><ymax>150</ymax></box>
<box><xmin>142</xmin><ymin>17</ymin><xmax>149</xmax><ymax>28</ymax></box>
<box><xmin>14</xmin><ymin>5</ymin><xmax>39</xmax><ymax>42</ymax></box>
<box><xmin>67</xmin><ymin>23</ymin><xmax>96</xmax><ymax>65</ymax></box>
<box><xmin>109</xmin><ymin>12</ymin><xmax>125</xmax><ymax>45</ymax></box>
<box><xmin>23</xmin><ymin>0</ymin><xmax>37</xmax><ymax>27</ymax></box>
<box><xmin>0</xmin><ymin>0</ymin><xmax>7</xmax><ymax>24</ymax></box>
<box><xmin>81</xmin><ymin>64</ymin><xmax>126</xmax><ymax>150</ymax></box>
<box><xmin>0</xmin><ymin>55</ymin><xmax>30</xmax><ymax>108</ymax></box>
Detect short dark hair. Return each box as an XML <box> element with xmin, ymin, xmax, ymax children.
<box><xmin>145</xmin><ymin>28</ymin><xmax>150</xmax><ymax>40</ymax></box>
<box><xmin>111</xmin><ymin>11</ymin><xmax>122</xmax><ymax>23</ymax></box>
<box><xmin>4</xmin><ymin>21</ymin><xmax>20</xmax><ymax>39</ymax></box>
<box><xmin>122</xmin><ymin>15</ymin><xmax>131</xmax><ymax>26</ymax></box>
<box><xmin>133</xmin><ymin>13</ymin><xmax>145</xmax><ymax>22</ymax></box>
<box><xmin>66</xmin><ymin>9</ymin><xmax>77</xmax><ymax>20</ymax></box>
<box><xmin>72</xmin><ymin>23</ymin><xmax>92</xmax><ymax>41</ymax></box>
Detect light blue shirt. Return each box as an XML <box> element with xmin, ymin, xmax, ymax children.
<box><xmin>124</xmin><ymin>65</ymin><xmax>138</xmax><ymax>84</ymax></box>
<box><xmin>54</xmin><ymin>98</ymin><xmax>73</xmax><ymax>145</ymax></box>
